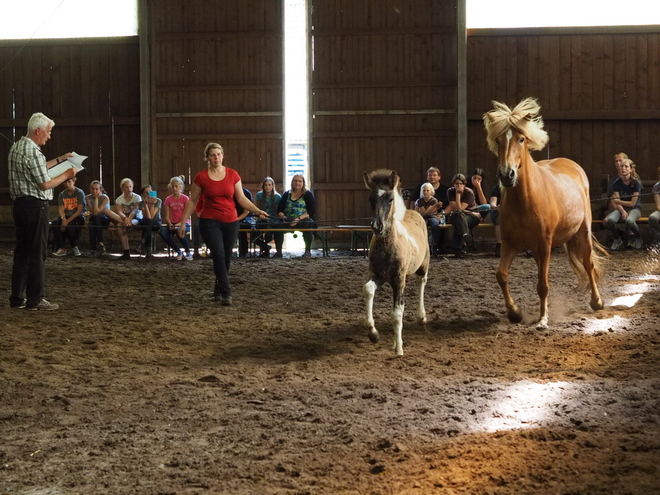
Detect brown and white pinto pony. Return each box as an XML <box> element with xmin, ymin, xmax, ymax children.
<box><xmin>363</xmin><ymin>169</ymin><xmax>430</xmax><ymax>356</ymax></box>
<box><xmin>483</xmin><ymin>98</ymin><xmax>604</xmax><ymax>329</ymax></box>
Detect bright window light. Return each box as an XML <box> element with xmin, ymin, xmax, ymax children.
<box><xmin>1</xmin><ymin>0</ymin><xmax>138</xmax><ymax>40</ymax></box>
<box><xmin>468</xmin><ymin>0</ymin><xmax>660</xmax><ymax>28</ymax></box>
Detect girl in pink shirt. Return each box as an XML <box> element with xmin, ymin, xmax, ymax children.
<box><xmin>160</xmin><ymin>175</ymin><xmax>192</xmax><ymax>260</ymax></box>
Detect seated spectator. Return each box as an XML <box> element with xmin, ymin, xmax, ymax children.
<box><xmin>489</xmin><ymin>184</ymin><xmax>501</xmax><ymax>257</ymax></box>
<box><xmin>603</xmin><ymin>158</ymin><xmax>643</xmax><ymax>250</ymax></box>
<box><xmin>468</xmin><ymin>168</ymin><xmax>489</xmax><ymax>213</ymax></box>
<box><xmin>444</xmin><ymin>173</ymin><xmax>481</xmax><ymax>258</ymax></box>
<box><xmin>52</xmin><ymin>176</ymin><xmax>86</xmax><ymax>257</ymax></box>
<box><xmin>254</xmin><ymin>176</ymin><xmax>282</xmax><ymax>258</ymax></box>
<box><xmin>236</xmin><ymin>187</ymin><xmax>255</xmax><ymax>258</ymax></box>
<box><xmin>414</xmin><ymin>182</ymin><xmax>443</xmax><ymax>256</ymax></box>
<box><xmin>276</xmin><ymin>174</ymin><xmax>317</xmax><ymax>258</ymax></box>
<box><xmin>649</xmin><ymin>166</ymin><xmax>660</xmax><ymax>247</ymax></box>
<box><xmin>410</xmin><ymin>167</ymin><xmax>448</xmax><ymax>251</ymax></box>
<box><xmin>134</xmin><ymin>184</ymin><xmax>162</xmax><ymax>258</ymax></box>
<box><xmin>160</xmin><ymin>175</ymin><xmax>193</xmax><ymax>260</ymax></box>
<box><xmin>83</xmin><ymin>180</ymin><xmax>111</xmax><ymax>256</ymax></box>
<box><xmin>109</xmin><ymin>177</ymin><xmax>143</xmax><ymax>260</ymax></box>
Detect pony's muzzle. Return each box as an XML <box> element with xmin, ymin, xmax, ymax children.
<box><xmin>371</xmin><ymin>220</ymin><xmax>384</xmax><ymax>235</ymax></box>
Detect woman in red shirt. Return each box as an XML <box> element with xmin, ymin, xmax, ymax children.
<box><xmin>179</xmin><ymin>143</ymin><xmax>267</xmax><ymax>305</ymax></box>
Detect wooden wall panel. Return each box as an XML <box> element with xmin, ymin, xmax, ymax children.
<box><xmin>0</xmin><ymin>38</ymin><xmax>140</xmax><ymax>206</ymax></box>
<box><xmin>468</xmin><ymin>27</ymin><xmax>660</xmax><ymax>205</ymax></box>
<box><xmin>311</xmin><ymin>0</ymin><xmax>459</xmax><ymax>225</ymax></box>
<box><xmin>150</xmin><ymin>0</ymin><xmax>284</xmax><ymax>194</ymax></box>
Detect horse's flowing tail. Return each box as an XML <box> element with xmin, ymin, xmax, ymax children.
<box><xmin>564</xmin><ymin>234</ymin><xmax>607</xmax><ymax>290</ymax></box>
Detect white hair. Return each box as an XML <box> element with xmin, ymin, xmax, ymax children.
<box><xmin>27</xmin><ymin>113</ymin><xmax>54</xmax><ymax>134</ymax></box>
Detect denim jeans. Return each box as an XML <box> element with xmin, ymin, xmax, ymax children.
<box><xmin>52</xmin><ymin>215</ymin><xmax>85</xmax><ymax>249</ymax></box>
<box><xmin>88</xmin><ymin>214</ymin><xmax>110</xmax><ymax>249</ymax></box>
<box><xmin>199</xmin><ymin>219</ymin><xmax>239</xmax><ymax>298</ymax></box>
<box><xmin>160</xmin><ymin>224</ymin><xmax>190</xmax><ymax>253</ymax></box>
<box><xmin>604</xmin><ymin>208</ymin><xmax>642</xmax><ymax>239</ymax></box>
<box><xmin>11</xmin><ymin>197</ymin><xmax>50</xmax><ymax>307</ymax></box>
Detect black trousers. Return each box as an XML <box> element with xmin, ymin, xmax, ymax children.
<box><xmin>10</xmin><ymin>197</ymin><xmax>50</xmax><ymax>307</ymax></box>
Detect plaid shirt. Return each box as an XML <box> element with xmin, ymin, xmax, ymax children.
<box><xmin>8</xmin><ymin>136</ymin><xmax>52</xmax><ymax>200</ymax></box>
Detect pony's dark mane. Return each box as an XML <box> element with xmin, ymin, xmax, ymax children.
<box><xmin>367</xmin><ymin>169</ymin><xmax>397</xmax><ymax>189</ymax></box>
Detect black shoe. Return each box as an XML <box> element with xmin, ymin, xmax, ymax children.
<box><xmin>273</xmin><ymin>251</ymin><xmax>283</xmax><ymax>258</ymax></box>
<box><xmin>10</xmin><ymin>298</ymin><xmax>27</xmax><ymax>309</ymax></box>
<box><xmin>259</xmin><ymin>249</ymin><xmax>270</xmax><ymax>258</ymax></box>
<box><xmin>454</xmin><ymin>249</ymin><xmax>466</xmax><ymax>259</ymax></box>
<box><xmin>220</xmin><ymin>296</ymin><xmax>233</xmax><ymax>306</ymax></box>
<box><xmin>133</xmin><ymin>241</ymin><xmax>144</xmax><ymax>255</ymax></box>
<box><xmin>116</xmin><ymin>252</ymin><xmax>131</xmax><ymax>260</ymax></box>
<box><xmin>462</xmin><ymin>233</ymin><xmax>473</xmax><ymax>248</ymax></box>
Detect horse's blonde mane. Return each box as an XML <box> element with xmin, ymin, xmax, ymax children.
<box><xmin>483</xmin><ymin>97</ymin><xmax>549</xmax><ymax>155</ymax></box>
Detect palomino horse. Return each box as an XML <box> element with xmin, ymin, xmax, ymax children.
<box><xmin>483</xmin><ymin>98</ymin><xmax>604</xmax><ymax>329</ymax></box>
<box><xmin>363</xmin><ymin>169</ymin><xmax>430</xmax><ymax>356</ymax></box>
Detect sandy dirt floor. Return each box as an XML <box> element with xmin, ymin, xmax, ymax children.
<box><xmin>1</xmin><ymin>238</ymin><xmax>660</xmax><ymax>495</ymax></box>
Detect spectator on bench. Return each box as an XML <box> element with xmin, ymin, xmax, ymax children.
<box><xmin>161</xmin><ymin>175</ymin><xmax>192</xmax><ymax>261</ymax></box>
<box><xmin>604</xmin><ymin>158</ymin><xmax>643</xmax><ymax>251</ymax></box>
<box><xmin>134</xmin><ymin>184</ymin><xmax>162</xmax><ymax>258</ymax></box>
<box><xmin>649</xmin><ymin>166</ymin><xmax>660</xmax><ymax>247</ymax></box>
<box><xmin>254</xmin><ymin>177</ymin><xmax>282</xmax><ymax>258</ymax></box>
<box><xmin>52</xmin><ymin>176</ymin><xmax>86</xmax><ymax>257</ymax></box>
<box><xmin>83</xmin><ymin>180</ymin><xmax>111</xmax><ymax>256</ymax></box>
<box><xmin>276</xmin><ymin>174</ymin><xmax>317</xmax><ymax>258</ymax></box>
<box><xmin>109</xmin><ymin>177</ymin><xmax>142</xmax><ymax>260</ymax></box>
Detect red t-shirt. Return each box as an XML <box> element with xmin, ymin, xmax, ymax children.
<box><xmin>194</xmin><ymin>167</ymin><xmax>241</xmax><ymax>222</ymax></box>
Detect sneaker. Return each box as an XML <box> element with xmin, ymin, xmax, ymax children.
<box><xmin>611</xmin><ymin>238</ymin><xmax>623</xmax><ymax>251</ymax></box>
<box><xmin>97</xmin><ymin>244</ymin><xmax>106</xmax><ymax>255</ymax></box>
<box><xmin>52</xmin><ymin>248</ymin><xmax>68</xmax><ymax>257</ymax></box>
<box><xmin>220</xmin><ymin>296</ymin><xmax>233</xmax><ymax>306</ymax></box>
<box><xmin>185</xmin><ymin>252</ymin><xmax>193</xmax><ymax>261</ymax></box>
<box><xmin>302</xmin><ymin>250</ymin><xmax>312</xmax><ymax>258</ymax></box>
<box><xmin>176</xmin><ymin>250</ymin><xmax>184</xmax><ymax>261</ymax></box>
<box><xmin>634</xmin><ymin>237</ymin><xmax>644</xmax><ymax>250</ymax></box>
<box><xmin>72</xmin><ymin>246</ymin><xmax>81</xmax><ymax>257</ymax></box>
<box><xmin>259</xmin><ymin>248</ymin><xmax>271</xmax><ymax>258</ymax></box>
<box><xmin>26</xmin><ymin>299</ymin><xmax>59</xmax><ymax>311</ymax></box>
<box><xmin>10</xmin><ymin>298</ymin><xmax>27</xmax><ymax>309</ymax></box>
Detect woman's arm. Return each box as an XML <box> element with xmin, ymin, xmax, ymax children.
<box><xmin>655</xmin><ymin>192</ymin><xmax>660</xmax><ymax>211</ymax></box>
<box><xmin>277</xmin><ymin>192</ymin><xmax>288</xmax><ymax>217</ymax></box>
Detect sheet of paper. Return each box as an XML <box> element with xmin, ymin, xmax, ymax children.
<box><xmin>47</xmin><ymin>152</ymin><xmax>87</xmax><ymax>179</ymax></box>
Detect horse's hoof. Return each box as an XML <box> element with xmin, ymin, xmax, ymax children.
<box><xmin>507</xmin><ymin>310</ymin><xmax>523</xmax><ymax>324</ymax></box>
<box><xmin>591</xmin><ymin>299</ymin><xmax>604</xmax><ymax>311</ymax></box>
<box><xmin>368</xmin><ymin>331</ymin><xmax>380</xmax><ymax>344</ymax></box>
<box><xmin>536</xmin><ymin>322</ymin><xmax>549</xmax><ymax>330</ymax></box>
<box><xmin>417</xmin><ymin>316</ymin><xmax>427</xmax><ymax>325</ymax></box>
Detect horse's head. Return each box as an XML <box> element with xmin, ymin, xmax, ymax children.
<box><xmin>483</xmin><ymin>97</ymin><xmax>549</xmax><ymax>187</ymax></box>
<box><xmin>364</xmin><ymin>169</ymin><xmax>402</xmax><ymax>235</ymax></box>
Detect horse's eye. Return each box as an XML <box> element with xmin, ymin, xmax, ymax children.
<box><xmin>519</xmin><ymin>137</ymin><xmax>525</xmax><ymax>144</ymax></box>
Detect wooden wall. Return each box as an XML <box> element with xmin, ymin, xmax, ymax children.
<box><xmin>467</xmin><ymin>26</ymin><xmax>660</xmax><ymax>202</ymax></box>
<box><xmin>149</xmin><ymin>0</ymin><xmax>283</xmax><ymax>194</ymax></box>
<box><xmin>311</xmin><ymin>0</ymin><xmax>459</xmax><ymax>225</ymax></box>
<box><xmin>0</xmin><ymin>38</ymin><xmax>140</xmax><ymax>206</ymax></box>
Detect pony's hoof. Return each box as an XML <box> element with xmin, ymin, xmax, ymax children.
<box><xmin>417</xmin><ymin>316</ymin><xmax>427</xmax><ymax>325</ymax></box>
<box><xmin>590</xmin><ymin>299</ymin><xmax>604</xmax><ymax>311</ymax></box>
<box><xmin>368</xmin><ymin>330</ymin><xmax>380</xmax><ymax>344</ymax></box>
<box><xmin>536</xmin><ymin>321</ymin><xmax>549</xmax><ymax>330</ymax></box>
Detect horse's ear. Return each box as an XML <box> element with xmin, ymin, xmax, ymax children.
<box><xmin>389</xmin><ymin>171</ymin><xmax>400</xmax><ymax>190</ymax></box>
<box><xmin>363</xmin><ymin>171</ymin><xmax>371</xmax><ymax>189</ymax></box>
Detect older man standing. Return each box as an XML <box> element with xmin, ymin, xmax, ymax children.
<box><xmin>8</xmin><ymin>112</ymin><xmax>76</xmax><ymax>310</ymax></box>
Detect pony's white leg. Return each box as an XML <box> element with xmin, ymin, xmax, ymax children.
<box><xmin>496</xmin><ymin>245</ymin><xmax>523</xmax><ymax>323</ymax></box>
<box><xmin>416</xmin><ymin>270</ymin><xmax>428</xmax><ymax>325</ymax></box>
<box><xmin>392</xmin><ymin>299</ymin><xmax>405</xmax><ymax>356</ymax></box>
<box><xmin>535</xmin><ymin>248</ymin><xmax>551</xmax><ymax>330</ymax></box>
<box><xmin>363</xmin><ymin>279</ymin><xmax>379</xmax><ymax>343</ymax></box>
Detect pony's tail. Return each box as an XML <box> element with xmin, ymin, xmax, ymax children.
<box><xmin>564</xmin><ymin>234</ymin><xmax>608</xmax><ymax>290</ymax></box>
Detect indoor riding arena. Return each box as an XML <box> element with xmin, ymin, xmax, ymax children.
<box><xmin>1</xmin><ymin>1</ymin><xmax>659</xmax><ymax>494</ymax></box>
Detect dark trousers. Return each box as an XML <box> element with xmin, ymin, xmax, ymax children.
<box><xmin>254</xmin><ymin>221</ymin><xmax>283</xmax><ymax>252</ymax></box>
<box><xmin>10</xmin><ymin>197</ymin><xmax>50</xmax><ymax>307</ymax></box>
<box><xmin>238</xmin><ymin>221</ymin><xmax>252</xmax><ymax>257</ymax></box>
<box><xmin>52</xmin><ymin>215</ymin><xmax>85</xmax><ymax>249</ymax></box>
<box><xmin>274</xmin><ymin>218</ymin><xmax>317</xmax><ymax>250</ymax></box>
<box><xmin>88</xmin><ymin>214</ymin><xmax>110</xmax><ymax>249</ymax></box>
<box><xmin>138</xmin><ymin>217</ymin><xmax>160</xmax><ymax>249</ymax></box>
<box><xmin>199</xmin><ymin>219</ymin><xmax>239</xmax><ymax>298</ymax></box>
<box><xmin>449</xmin><ymin>211</ymin><xmax>481</xmax><ymax>250</ymax></box>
